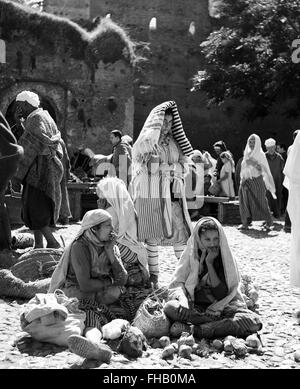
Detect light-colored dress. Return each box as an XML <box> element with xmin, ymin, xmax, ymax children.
<box><xmin>220</xmin><ymin>161</ymin><xmax>235</xmax><ymax>197</ymax></box>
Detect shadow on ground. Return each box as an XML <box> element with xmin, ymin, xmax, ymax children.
<box><xmin>15</xmin><ymin>334</ymin><xmax>67</xmax><ymax>357</ymax></box>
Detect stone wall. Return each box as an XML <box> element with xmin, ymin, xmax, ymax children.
<box><xmin>44</xmin><ymin>0</ymin><xmax>300</xmax><ymax>159</ymax></box>
<box><xmin>0</xmin><ymin>2</ymin><xmax>135</xmax><ymax>157</ymax></box>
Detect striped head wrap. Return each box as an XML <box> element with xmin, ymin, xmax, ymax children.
<box><xmin>132</xmin><ymin>101</ymin><xmax>193</xmax><ymax>165</ymax></box>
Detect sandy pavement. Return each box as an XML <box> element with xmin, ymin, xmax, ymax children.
<box><xmin>0</xmin><ymin>220</ymin><xmax>300</xmax><ymax>369</ymax></box>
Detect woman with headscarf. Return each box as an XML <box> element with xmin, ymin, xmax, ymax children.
<box><xmin>0</xmin><ymin>111</ymin><xmax>23</xmax><ymax>250</ymax></box>
<box><xmin>185</xmin><ymin>150</ymin><xmax>205</xmax><ymax>220</ymax></box>
<box><xmin>131</xmin><ymin>101</ymin><xmax>194</xmax><ymax>287</ymax></box>
<box><xmin>14</xmin><ymin>91</ymin><xmax>64</xmax><ymax>249</ymax></box>
<box><xmin>212</xmin><ymin>140</ymin><xmax>229</xmax><ymax>180</ymax></box>
<box><xmin>219</xmin><ymin>151</ymin><xmax>235</xmax><ymax>199</ymax></box>
<box><xmin>49</xmin><ymin>209</ymin><xmax>128</xmax><ymax>360</ymax></box>
<box><xmin>164</xmin><ymin>217</ymin><xmax>262</xmax><ymax>339</ymax></box>
<box><xmin>283</xmin><ymin>131</ymin><xmax>300</xmax><ymax>288</ymax></box>
<box><xmin>96</xmin><ymin>176</ymin><xmax>149</xmax><ymax>286</ymax></box>
<box><xmin>238</xmin><ymin>134</ymin><xmax>275</xmax><ymax>231</ymax></box>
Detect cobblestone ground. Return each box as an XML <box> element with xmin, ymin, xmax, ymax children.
<box><xmin>1</xmin><ymin>220</ymin><xmax>300</xmax><ymax>369</ymax></box>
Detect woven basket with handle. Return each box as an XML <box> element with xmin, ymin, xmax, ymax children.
<box><xmin>10</xmin><ymin>248</ymin><xmax>63</xmax><ymax>282</ymax></box>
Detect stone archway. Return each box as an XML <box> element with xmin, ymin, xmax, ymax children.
<box><xmin>0</xmin><ymin>82</ymin><xmax>66</xmax><ymax>140</ymax></box>
<box><xmin>5</xmin><ymin>96</ymin><xmax>58</xmax><ymax>140</ymax></box>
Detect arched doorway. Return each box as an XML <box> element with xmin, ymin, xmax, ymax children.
<box><xmin>5</xmin><ymin>96</ymin><xmax>57</xmax><ymax>140</ymax></box>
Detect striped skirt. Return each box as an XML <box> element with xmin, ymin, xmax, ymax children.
<box><xmin>239</xmin><ymin>175</ymin><xmax>272</xmax><ymax>224</ymax></box>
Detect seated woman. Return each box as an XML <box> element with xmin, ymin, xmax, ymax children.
<box><xmin>49</xmin><ymin>209</ymin><xmax>128</xmax><ymax>360</ymax></box>
<box><xmin>164</xmin><ymin>217</ymin><xmax>262</xmax><ymax>339</ymax></box>
<box><xmin>96</xmin><ymin>177</ymin><xmax>149</xmax><ymax>287</ymax></box>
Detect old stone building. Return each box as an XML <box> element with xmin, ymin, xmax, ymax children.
<box><xmin>43</xmin><ymin>0</ymin><xmax>300</xmax><ymax>159</ymax></box>
<box><xmin>0</xmin><ymin>0</ymin><xmax>137</xmax><ymax>156</ymax></box>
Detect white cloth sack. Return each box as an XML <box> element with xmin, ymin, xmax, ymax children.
<box><xmin>20</xmin><ymin>291</ymin><xmax>86</xmax><ymax>347</ymax></box>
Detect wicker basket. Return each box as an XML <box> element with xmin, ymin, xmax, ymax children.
<box><xmin>132</xmin><ymin>290</ymin><xmax>170</xmax><ymax>338</ymax></box>
<box><xmin>0</xmin><ymin>269</ymin><xmax>50</xmax><ymax>299</ymax></box>
<box><xmin>10</xmin><ymin>248</ymin><xmax>63</xmax><ymax>282</ymax></box>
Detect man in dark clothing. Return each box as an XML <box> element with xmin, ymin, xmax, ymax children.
<box><xmin>110</xmin><ymin>130</ymin><xmax>132</xmax><ymax>187</ymax></box>
<box><xmin>264</xmin><ymin>138</ymin><xmax>285</xmax><ymax>218</ymax></box>
<box><xmin>212</xmin><ymin>140</ymin><xmax>228</xmax><ymax>180</ymax></box>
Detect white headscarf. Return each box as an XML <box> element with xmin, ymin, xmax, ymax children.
<box><xmin>169</xmin><ymin>217</ymin><xmax>246</xmax><ymax>316</ymax></box>
<box><xmin>16</xmin><ymin>91</ymin><xmax>40</xmax><ymax>108</ymax></box>
<box><xmin>264</xmin><ymin>138</ymin><xmax>276</xmax><ymax>147</ymax></box>
<box><xmin>241</xmin><ymin>134</ymin><xmax>276</xmax><ymax>198</ymax></box>
<box><xmin>96</xmin><ymin>177</ymin><xmax>149</xmax><ymax>278</ymax></box>
<box><xmin>49</xmin><ymin>209</ymin><xmax>112</xmax><ymax>292</ymax></box>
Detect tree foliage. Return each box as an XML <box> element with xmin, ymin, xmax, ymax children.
<box><xmin>193</xmin><ymin>0</ymin><xmax>300</xmax><ymax>119</ymax></box>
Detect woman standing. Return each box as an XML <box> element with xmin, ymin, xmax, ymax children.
<box><xmin>283</xmin><ymin>131</ymin><xmax>300</xmax><ymax>288</ymax></box>
<box><xmin>131</xmin><ymin>101</ymin><xmax>194</xmax><ymax>286</ymax></box>
<box><xmin>238</xmin><ymin>134</ymin><xmax>275</xmax><ymax>231</ymax></box>
<box><xmin>219</xmin><ymin>151</ymin><xmax>235</xmax><ymax>199</ymax></box>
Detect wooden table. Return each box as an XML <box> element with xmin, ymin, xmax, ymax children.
<box><xmin>67</xmin><ymin>181</ymin><xmax>98</xmax><ymax>221</ymax></box>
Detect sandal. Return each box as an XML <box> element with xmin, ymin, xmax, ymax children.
<box><xmin>67</xmin><ymin>335</ymin><xmax>112</xmax><ymax>363</ymax></box>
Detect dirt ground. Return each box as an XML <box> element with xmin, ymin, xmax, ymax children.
<box><xmin>1</xmin><ymin>219</ymin><xmax>300</xmax><ymax>370</ymax></box>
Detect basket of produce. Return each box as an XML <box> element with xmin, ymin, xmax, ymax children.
<box><xmin>132</xmin><ymin>288</ymin><xmax>170</xmax><ymax>338</ymax></box>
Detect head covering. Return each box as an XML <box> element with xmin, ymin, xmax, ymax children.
<box><xmin>241</xmin><ymin>134</ymin><xmax>276</xmax><ymax>198</ymax></box>
<box><xmin>213</xmin><ymin>141</ymin><xmax>227</xmax><ymax>152</ymax></box>
<box><xmin>168</xmin><ymin>217</ymin><xmax>246</xmax><ymax>316</ymax></box>
<box><xmin>49</xmin><ymin>209</ymin><xmax>112</xmax><ymax>292</ymax></box>
<box><xmin>264</xmin><ymin>138</ymin><xmax>276</xmax><ymax>147</ymax></box>
<box><xmin>97</xmin><ymin>177</ymin><xmax>149</xmax><ymax>279</ymax></box>
<box><xmin>122</xmin><ymin>135</ymin><xmax>133</xmax><ymax>145</ymax></box>
<box><xmin>132</xmin><ymin>101</ymin><xmax>193</xmax><ymax>167</ymax></box>
<box><xmin>16</xmin><ymin>91</ymin><xmax>40</xmax><ymax>108</ymax></box>
<box><xmin>284</xmin><ymin>131</ymin><xmax>300</xmax><ymax>187</ymax></box>
<box><xmin>191</xmin><ymin>149</ymin><xmax>204</xmax><ymax>159</ymax></box>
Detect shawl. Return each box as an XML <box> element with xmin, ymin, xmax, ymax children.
<box><xmin>240</xmin><ymin>134</ymin><xmax>276</xmax><ymax>198</ymax></box>
<box><xmin>131</xmin><ymin>101</ymin><xmax>193</xmax><ymax>241</ymax></box>
<box><xmin>16</xmin><ymin>108</ymin><xmax>64</xmax><ymax>223</ymax></box>
<box><xmin>284</xmin><ymin>131</ymin><xmax>300</xmax><ymax>188</ymax></box>
<box><xmin>49</xmin><ymin>209</ymin><xmax>112</xmax><ymax>292</ymax></box>
<box><xmin>168</xmin><ymin>217</ymin><xmax>246</xmax><ymax>316</ymax></box>
<box><xmin>283</xmin><ymin>131</ymin><xmax>300</xmax><ymax>287</ymax></box>
<box><xmin>132</xmin><ymin>100</ymin><xmax>193</xmax><ymax>172</ymax></box>
<box><xmin>96</xmin><ymin>177</ymin><xmax>149</xmax><ymax>279</ymax></box>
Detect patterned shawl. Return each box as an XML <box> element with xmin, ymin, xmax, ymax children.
<box><xmin>168</xmin><ymin>217</ymin><xmax>246</xmax><ymax>316</ymax></box>
<box><xmin>132</xmin><ymin>101</ymin><xmax>193</xmax><ymax>171</ymax></box>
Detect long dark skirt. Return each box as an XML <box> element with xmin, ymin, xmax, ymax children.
<box><xmin>239</xmin><ymin>176</ymin><xmax>272</xmax><ymax>225</ymax></box>
<box><xmin>22</xmin><ymin>184</ymin><xmax>54</xmax><ymax>230</ymax></box>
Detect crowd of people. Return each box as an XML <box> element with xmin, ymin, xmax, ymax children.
<box><xmin>0</xmin><ymin>91</ymin><xmax>299</xmax><ymax>362</ymax></box>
